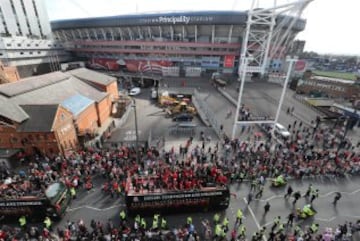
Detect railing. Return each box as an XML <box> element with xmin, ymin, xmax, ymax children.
<box><xmin>193</xmin><ymin>89</ymin><xmax>222</xmax><ymax>138</ymax></box>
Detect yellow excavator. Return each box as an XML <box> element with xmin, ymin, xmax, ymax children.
<box><xmin>166</xmin><ymin>101</ymin><xmax>196</xmax><ymax>117</ymax></box>
<box><xmin>159</xmin><ymin>95</ymin><xmax>179</xmax><ymax>107</ymax></box>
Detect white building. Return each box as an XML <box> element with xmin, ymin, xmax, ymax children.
<box><xmin>0</xmin><ymin>0</ymin><xmax>69</xmax><ymax>76</ymax></box>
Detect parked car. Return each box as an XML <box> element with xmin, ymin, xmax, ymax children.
<box><xmin>172</xmin><ymin>113</ymin><xmax>193</xmax><ymax>122</ymax></box>
<box><xmin>129</xmin><ymin>87</ymin><xmax>141</xmax><ymax>96</ymax></box>
<box><xmin>273</xmin><ymin>123</ymin><xmax>291</xmax><ymax>138</ymax></box>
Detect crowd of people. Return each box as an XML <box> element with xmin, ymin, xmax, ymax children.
<box><xmin>0</xmin><ymin>115</ymin><xmax>358</xmax><ymax>240</ymax></box>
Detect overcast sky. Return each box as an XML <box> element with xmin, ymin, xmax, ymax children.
<box><xmin>44</xmin><ymin>0</ymin><xmax>360</xmax><ymax>56</ymax></box>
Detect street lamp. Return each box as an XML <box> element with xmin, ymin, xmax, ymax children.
<box><xmin>132</xmin><ymin>98</ymin><xmax>140</xmax><ymax>162</ymax></box>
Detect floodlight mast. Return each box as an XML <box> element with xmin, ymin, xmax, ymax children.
<box><xmin>231</xmin><ymin>0</ymin><xmax>313</xmax><ymax>139</ymax></box>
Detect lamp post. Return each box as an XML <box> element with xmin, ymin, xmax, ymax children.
<box><xmin>132</xmin><ymin>99</ymin><xmax>140</xmax><ymax>162</ymax></box>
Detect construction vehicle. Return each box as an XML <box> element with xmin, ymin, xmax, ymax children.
<box><xmin>166</xmin><ymin>101</ymin><xmax>196</xmax><ymax>117</ymax></box>
<box><xmin>158</xmin><ymin>95</ymin><xmax>179</xmax><ymax>107</ymax></box>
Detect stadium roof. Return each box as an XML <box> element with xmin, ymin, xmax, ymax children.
<box><xmin>51</xmin><ymin>10</ymin><xmax>306</xmax><ymax>31</ymax></box>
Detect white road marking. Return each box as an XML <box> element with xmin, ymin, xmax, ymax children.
<box><xmin>68</xmin><ymin>204</ymin><xmax>125</xmax><ymax>212</ymax></box>
<box><xmin>258</xmin><ymin>187</ymin><xmax>360</xmax><ymax>202</ymax></box>
<box><xmin>315</xmin><ymin>217</ymin><xmax>336</xmax><ymax>222</ymax></box>
<box><xmin>244</xmin><ymin>197</ymin><xmax>267</xmax><ymax>241</ymax></box>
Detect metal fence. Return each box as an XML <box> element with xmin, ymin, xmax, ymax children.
<box><xmin>193</xmin><ymin>89</ymin><xmax>222</xmax><ymax>137</ymax></box>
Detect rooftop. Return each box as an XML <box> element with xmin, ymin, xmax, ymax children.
<box><xmin>68</xmin><ymin>68</ymin><xmax>117</xmax><ymax>86</ymax></box>
<box><xmin>19</xmin><ymin>105</ymin><xmax>59</xmax><ymax>132</ymax></box>
<box><xmin>0</xmin><ymin>68</ymin><xmax>111</xmax><ymax>124</ymax></box>
<box><xmin>61</xmin><ymin>94</ymin><xmax>94</xmax><ymax>117</ymax></box>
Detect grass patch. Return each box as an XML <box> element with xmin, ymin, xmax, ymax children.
<box><xmin>313</xmin><ymin>71</ymin><xmax>357</xmax><ymax>81</ymax></box>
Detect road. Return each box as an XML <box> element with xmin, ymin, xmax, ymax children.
<box><xmin>57</xmin><ymin>173</ymin><xmax>360</xmax><ymax>240</ymax></box>
<box><xmin>54</xmin><ymin>76</ymin><xmax>360</xmax><ymax>240</ymax></box>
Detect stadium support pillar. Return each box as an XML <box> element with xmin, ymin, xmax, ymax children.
<box><xmin>232</xmin><ymin>57</ymin><xmax>252</xmax><ymax>139</ymax></box>
<box><xmin>228</xmin><ymin>25</ymin><xmax>233</xmax><ymax>43</ymax></box>
<box><xmin>118</xmin><ymin>28</ymin><xmax>123</xmax><ymax>40</ymax></box>
<box><xmin>273</xmin><ymin>56</ymin><xmax>297</xmax><ymax>129</ymax></box>
<box><xmin>211</xmin><ymin>25</ymin><xmax>215</xmax><ymax>44</ymax></box>
<box><xmin>159</xmin><ymin>26</ymin><xmax>162</xmax><ymax>39</ymax></box>
<box><xmin>86</xmin><ymin>29</ymin><xmax>91</xmax><ymax>40</ymax></box>
<box><xmin>148</xmin><ymin>27</ymin><xmax>152</xmax><ymax>39</ymax></box>
<box><xmin>194</xmin><ymin>25</ymin><xmax>198</xmax><ymax>42</ymax></box>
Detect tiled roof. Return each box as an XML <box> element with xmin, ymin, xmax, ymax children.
<box><xmin>68</xmin><ymin>68</ymin><xmax>116</xmax><ymax>86</ymax></box>
<box><xmin>19</xmin><ymin>105</ymin><xmax>58</xmax><ymax>132</ymax></box>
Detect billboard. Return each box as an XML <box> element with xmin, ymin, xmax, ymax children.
<box><xmin>294</xmin><ymin>60</ymin><xmax>307</xmax><ymax>72</ymax></box>
<box><xmin>201</xmin><ymin>57</ymin><xmax>220</xmax><ymax>68</ymax></box>
<box><xmin>88</xmin><ymin>58</ymin><xmax>173</xmax><ymax>73</ymax></box>
<box><xmin>224</xmin><ymin>55</ymin><xmax>235</xmax><ymax>68</ymax></box>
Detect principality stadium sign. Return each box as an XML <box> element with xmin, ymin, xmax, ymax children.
<box><xmin>158</xmin><ymin>16</ymin><xmax>191</xmax><ymax>24</ymax></box>
<box><xmin>140</xmin><ymin>15</ymin><xmax>217</xmax><ymax>25</ymax></box>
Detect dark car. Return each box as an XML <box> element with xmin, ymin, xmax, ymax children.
<box><xmin>172</xmin><ymin>114</ymin><xmax>193</xmax><ymax>122</ymax></box>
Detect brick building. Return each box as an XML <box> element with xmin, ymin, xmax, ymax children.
<box><xmin>0</xmin><ymin>61</ymin><xmax>20</xmax><ymax>84</ymax></box>
<box><xmin>0</xmin><ymin>68</ymin><xmax>118</xmax><ymax>157</ymax></box>
<box><xmin>296</xmin><ymin>77</ymin><xmax>360</xmax><ymax>100</ymax></box>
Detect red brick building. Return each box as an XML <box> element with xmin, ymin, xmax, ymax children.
<box><xmin>0</xmin><ymin>61</ymin><xmax>20</xmax><ymax>84</ymax></box>
<box><xmin>296</xmin><ymin>77</ymin><xmax>360</xmax><ymax>100</ymax></box>
<box><xmin>0</xmin><ymin>68</ymin><xmax>118</xmax><ymax>157</ymax></box>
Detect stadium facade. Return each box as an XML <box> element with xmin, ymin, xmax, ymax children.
<box><xmin>51</xmin><ymin>11</ymin><xmax>306</xmax><ymax>76</ymax></box>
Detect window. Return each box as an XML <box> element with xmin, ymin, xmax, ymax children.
<box><xmin>11</xmin><ymin>137</ymin><xmax>18</xmax><ymax>143</ymax></box>
<box><xmin>38</xmin><ymin>51</ymin><xmax>41</xmax><ymax>54</ymax></box>
<box><xmin>29</xmin><ymin>52</ymin><xmax>33</xmax><ymax>55</ymax></box>
<box><xmin>27</xmin><ymin>44</ymin><xmax>30</xmax><ymax>47</ymax></box>
<box><xmin>28</xmin><ymin>134</ymin><xmax>33</xmax><ymax>141</ymax></box>
<box><xmin>20</xmin><ymin>52</ymin><xmax>24</xmax><ymax>55</ymax></box>
<box><xmin>6</xmin><ymin>43</ymin><xmax>11</xmax><ymax>47</ymax></box>
<box><xmin>35</xmin><ymin>44</ymin><xmax>39</xmax><ymax>47</ymax></box>
<box><xmin>17</xmin><ymin>43</ymin><xmax>21</xmax><ymax>47</ymax></box>
<box><xmin>36</xmin><ymin>134</ymin><xmax>41</xmax><ymax>141</ymax></box>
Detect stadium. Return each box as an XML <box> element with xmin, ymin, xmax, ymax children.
<box><xmin>51</xmin><ymin>11</ymin><xmax>306</xmax><ymax>76</ymax></box>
